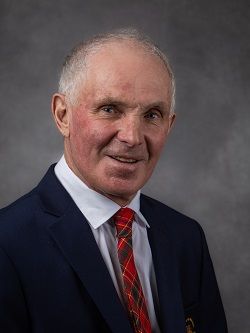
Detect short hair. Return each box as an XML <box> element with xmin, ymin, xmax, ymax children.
<box><xmin>58</xmin><ymin>28</ymin><xmax>176</xmax><ymax>113</ymax></box>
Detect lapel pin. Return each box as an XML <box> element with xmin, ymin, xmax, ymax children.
<box><xmin>186</xmin><ymin>317</ymin><xmax>196</xmax><ymax>333</ymax></box>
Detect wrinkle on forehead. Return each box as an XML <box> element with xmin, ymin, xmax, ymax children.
<box><xmin>73</xmin><ymin>40</ymin><xmax>172</xmax><ymax>110</ymax></box>
<box><xmin>85</xmin><ymin>40</ymin><xmax>170</xmax><ymax>81</ymax></box>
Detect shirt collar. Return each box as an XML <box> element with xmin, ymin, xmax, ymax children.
<box><xmin>54</xmin><ymin>155</ymin><xmax>149</xmax><ymax>229</ymax></box>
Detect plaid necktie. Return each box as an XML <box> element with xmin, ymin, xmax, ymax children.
<box><xmin>113</xmin><ymin>208</ymin><xmax>152</xmax><ymax>333</ymax></box>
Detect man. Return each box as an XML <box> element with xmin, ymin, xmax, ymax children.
<box><xmin>0</xmin><ymin>29</ymin><xmax>227</xmax><ymax>332</ymax></box>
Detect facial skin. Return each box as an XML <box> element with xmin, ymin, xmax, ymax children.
<box><xmin>52</xmin><ymin>41</ymin><xmax>175</xmax><ymax>206</ymax></box>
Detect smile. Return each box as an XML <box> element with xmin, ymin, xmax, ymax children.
<box><xmin>111</xmin><ymin>156</ymin><xmax>138</xmax><ymax>163</ymax></box>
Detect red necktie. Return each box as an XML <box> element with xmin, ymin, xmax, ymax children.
<box><xmin>113</xmin><ymin>208</ymin><xmax>152</xmax><ymax>333</ymax></box>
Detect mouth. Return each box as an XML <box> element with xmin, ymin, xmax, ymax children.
<box><xmin>109</xmin><ymin>156</ymin><xmax>139</xmax><ymax>164</ymax></box>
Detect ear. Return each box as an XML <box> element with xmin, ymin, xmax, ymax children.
<box><xmin>167</xmin><ymin>112</ymin><xmax>176</xmax><ymax>134</ymax></box>
<box><xmin>51</xmin><ymin>93</ymin><xmax>70</xmax><ymax>137</ymax></box>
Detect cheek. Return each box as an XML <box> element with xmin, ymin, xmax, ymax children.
<box><xmin>148</xmin><ymin>133</ymin><xmax>167</xmax><ymax>160</ymax></box>
<box><xmin>70</xmin><ymin>116</ymin><xmax>112</xmax><ymax>156</ymax></box>
<box><xmin>69</xmin><ymin>115</ymin><xmax>89</xmax><ymax>154</ymax></box>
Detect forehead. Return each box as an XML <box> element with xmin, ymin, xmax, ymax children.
<box><xmin>77</xmin><ymin>41</ymin><xmax>171</xmax><ymax>106</ymax></box>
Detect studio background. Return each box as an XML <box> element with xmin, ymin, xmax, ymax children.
<box><xmin>0</xmin><ymin>0</ymin><xmax>249</xmax><ymax>332</ymax></box>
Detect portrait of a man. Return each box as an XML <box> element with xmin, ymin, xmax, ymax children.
<box><xmin>0</xmin><ymin>29</ymin><xmax>228</xmax><ymax>333</ymax></box>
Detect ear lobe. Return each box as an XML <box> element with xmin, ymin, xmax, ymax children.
<box><xmin>51</xmin><ymin>93</ymin><xmax>70</xmax><ymax>137</ymax></box>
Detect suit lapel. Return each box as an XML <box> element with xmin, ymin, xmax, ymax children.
<box><xmin>141</xmin><ymin>196</ymin><xmax>186</xmax><ymax>333</ymax></box>
<box><xmin>37</xmin><ymin>166</ymin><xmax>133</xmax><ymax>333</ymax></box>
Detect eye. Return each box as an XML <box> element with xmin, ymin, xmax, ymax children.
<box><xmin>145</xmin><ymin>109</ymin><xmax>162</xmax><ymax>120</ymax></box>
<box><xmin>101</xmin><ymin>105</ymin><xmax>116</xmax><ymax>113</ymax></box>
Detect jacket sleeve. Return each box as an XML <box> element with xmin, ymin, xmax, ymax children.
<box><xmin>198</xmin><ymin>225</ymin><xmax>228</xmax><ymax>333</ymax></box>
<box><xmin>0</xmin><ymin>246</ymin><xmax>30</xmax><ymax>332</ymax></box>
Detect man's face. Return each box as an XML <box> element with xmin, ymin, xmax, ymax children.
<box><xmin>60</xmin><ymin>41</ymin><xmax>175</xmax><ymax>205</ymax></box>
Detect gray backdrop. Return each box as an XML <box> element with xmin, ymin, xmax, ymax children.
<box><xmin>0</xmin><ymin>0</ymin><xmax>249</xmax><ymax>331</ymax></box>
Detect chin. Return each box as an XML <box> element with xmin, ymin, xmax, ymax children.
<box><xmin>109</xmin><ymin>178</ymin><xmax>142</xmax><ymax>192</ymax></box>
<box><xmin>103</xmin><ymin>186</ymin><xmax>140</xmax><ymax>203</ymax></box>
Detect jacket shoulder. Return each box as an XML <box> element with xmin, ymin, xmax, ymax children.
<box><xmin>140</xmin><ymin>193</ymin><xmax>204</xmax><ymax>239</ymax></box>
<box><xmin>0</xmin><ymin>189</ymin><xmax>40</xmax><ymax>246</ymax></box>
<box><xmin>0</xmin><ymin>189</ymin><xmax>37</xmax><ymax>219</ymax></box>
<box><xmin>0</xmin><ymin>164</ymin><xmax>62</xmax><ymax>233</ymax></box>
<box><xmin>141</xmin><ymin>194</ymin><xmax>201</xmax><ymax>226</ymax></box>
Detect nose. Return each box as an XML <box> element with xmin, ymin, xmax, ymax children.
<box><xmin>116</xmin><ymin>115</ymin><xmax>143</xmax><ymax>147</ymax></box>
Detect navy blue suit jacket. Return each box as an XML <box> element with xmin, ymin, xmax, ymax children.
<box><xmin>0</xmin><ymin>166</ymin><xmax>227</xmax><ymax>332</ymax></box>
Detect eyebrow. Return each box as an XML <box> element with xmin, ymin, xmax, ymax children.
<box><xmin>144</xmin><ymin>101</ymin><xmax>168</xmax><ymax>111</ymax></box>
<box><xmin>94</xmin><ymin>97</ymin><xmax>127</xmax><ymax>108</ymax></box>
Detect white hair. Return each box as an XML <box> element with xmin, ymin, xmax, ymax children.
<box><xmin>58</xmin><ymin>28</ymin><xmax>176</xmax><ymax>113</ymax></box>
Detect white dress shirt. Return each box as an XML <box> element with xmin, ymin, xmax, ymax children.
<box><xmin>55</xmin><ymin>156</ymin><xmax>161</xmax><ymax>332</ymax></box>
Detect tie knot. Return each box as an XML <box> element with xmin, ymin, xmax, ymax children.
<box><xmin>113</xmin><ymin>208</ymin><xmax>135</xmax><ymax>238</ymax></box>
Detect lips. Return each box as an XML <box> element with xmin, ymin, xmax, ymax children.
<box><xmin>109</xmin><ymin>155</ymin><xmax>140</xmax><ymax>163</ymax></box>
